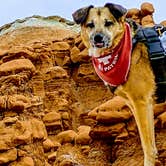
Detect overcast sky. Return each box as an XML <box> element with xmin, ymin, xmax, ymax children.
<box><xmin>0</xmin><ymin>0</ymin><xmax>165</xmax><ymax>27</ymax></box>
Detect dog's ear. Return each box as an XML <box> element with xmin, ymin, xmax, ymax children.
<box><xmin>72</xmin><ymin>5</ymin><xmax>94</xmax><ymax>24</ymax></box>
<box><xmin>105</xmin><ymin>3</ymin><xmax>127</xmax><ymax>20</ymax></box>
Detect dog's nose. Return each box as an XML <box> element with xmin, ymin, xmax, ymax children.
<box><xmin>94</xmin><ymin>33</ymin><xmax>104</xmax><ymax>43</ymax></box>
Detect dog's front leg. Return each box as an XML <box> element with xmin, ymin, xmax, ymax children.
<box><xmin>127</xmin><ymin>96</ymin><xmax>157</xmax><ymax>166</ymax></box>
<box><xmin>118</xmin><ymin>42</ymin><xmax>158</xmax><ymax>166</ymax></box>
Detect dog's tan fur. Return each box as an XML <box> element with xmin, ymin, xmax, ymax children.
<box><xmin>73</xmin><ymin>4</ymin><xmax>158</xmax><ymax>166</ymax></box>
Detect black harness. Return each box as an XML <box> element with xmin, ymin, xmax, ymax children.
<box><xmin>133</xmin><ymin>25</ymin><xmax>166</xmax><ymax>102</ymax></box>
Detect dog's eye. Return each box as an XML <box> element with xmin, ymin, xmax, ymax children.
<box><xmin>105</xmin><ymin>20</ymin><xmax>114</xmax><ymax>27</ymax></box>
<box><xmin>86</xmin><ymin>22</ymin><xmax>95</xmax><ymax>28</ymax></box>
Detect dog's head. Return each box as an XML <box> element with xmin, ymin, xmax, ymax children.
<box><xmin>72</xmin><ymin>3</ymin><xmax>127</xmax><ymax>57</ymax></box>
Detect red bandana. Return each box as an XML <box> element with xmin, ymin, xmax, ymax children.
<box><xmin>92</xmin><ymin>23</ymin><xmax>132</xmax><ymax>87</ymax></box>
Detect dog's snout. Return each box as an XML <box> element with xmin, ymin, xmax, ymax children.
<box><xmin>94</xmin><ymin>33</ymin><xmax>104</xmax><ymax>43</ymax></box>
<box><xmin>90</xmin><ymin>33</ymin><xmax>110</xmax><ymax>48</ymax></box>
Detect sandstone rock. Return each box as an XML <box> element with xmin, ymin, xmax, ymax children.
<box><xmin>78</xmin><ymin>41</ymin><xmax>86</xmax><ymax>51</ymax></box>
<box><xmin>61</xmin><ymin>112</ymin><xmax>71</xmax><ymax>130</ymax></box>
<box><xmin>8</xmin><ymin>95</ymin><xmax>30</xmax><ymax>112</ymax></box>
<box><xmin>77</xmin><ymin>48</ymin><xmax>90</xmax><ymax>62</ymax></box>
<box><xmin>48</xmin><ymin>152</ymin><xmax>57</xmax><ymax>162</ymax></box>
<box><xmin>53</xmin><ymin>54</ymin><xmax>70</xmax><ymax>67</ymax></box>
<box><xmin>157</xmin><ymin>112</ymin><xmax>166</xmax><ymax>128</ymax></box>
<box><xmin>30</xmin><ymin>118</ymin><xmax>47</xmax><ymax>140</ymax></box>
<box><xmin>77</xmin><ymin>63</ymin><xmax>95</xmax><ymax>77</ymax></box>
<box><xmin>70</xmin><ymin>46</ymin><xmax>81</xmax><ymax>63</ymax></box>
<box><xmin>90</xmin><ymin>123</ymin><xmax>126</xmax><ymax>140</ymax></box>
<box><xmin>17</xmin><ymin>149</ymin><xmax>28</xmax><ymax>157</ymax></box>
<box><xmin>126</xmin><ymin>8</ymin><xmax>141</xmax><ymax>24</ymax></box>
<box><xmin>0</xmin><ymin>140</ymin><xmax>11</xmax><ymax>151</ymax></box>
<box><xmin>3</xmin><ymin>116</ymin><xmax>18</xmax><ymax>125</ymax></box>
<box><xmin>126</xmin><ymin>118</ymin><xmax>137</xmax><ymax>136</ymax></box>
<box><xmin>62</xmin><ymin>55</ymin><xmax>71</xmax><ymax>66</ymax></box>
<box><xmin>50</xmin><ymin>41</ymin><xmax>71</xmax><ymax>67</ymax></box>
<box><xmin>71</xmin><ymin>45</ymin><xmax>89</xmax><ymax>63</ymax></box>
<box><xmin>44</xmin><ymin>66</ymin><xmax>69</xmax><ymax>80</ymax></box>
<box><xmin>75</xmin><ymin>125</ymin><xmax>92</xmax><ymax>145</ymax></box>
<box><xmin>141</xmin><ymin>2</ymin><xmax>155</xmax><ymax>16</ymax></box>
<box><xmin>114</xmin><ymin>128</ymin><xmax>129</xmax><ymax>143</ymax></box>
<box><xmin>96</xmin><ymin>110</ymin><xmax>132</xmax><ymax>124</ymax></box>
<box><xmin>13</xmin><ymin>157</ymin><xmax>34</xmax><ymax>166</ymax></box>
<box><xmin>81</xmin><ymin>145</ymin><xmax>90</xmax><ymax>155</ymax></box>
<box><xmin>22</xmin><ymin>157</ymin><xmax>34</xmax><ymax>166</ymax></box>
<box><xmin>43</xmin><ymin>138</ymin><xmax>54</xmax><ymax>151</ymax></box>
<box><xmin>73</xmin><ymin>63</ymin><xmax>99</xmax><ymax>83</ymax></box>
<box><xmin>88</xmin><ymin>109</ymin><xmax>98</xmax><ymax>119</ymax></box>
<box><xmin>154</xmin><ymin>102</ymin><xmax>166</xmax><ymax>117</ymax></box>
<box><xmin>61</xmin><ymin>112</ymin><xmax>70</xmax><ymax>120</ymax></box>
<box><xmin>0</xmin><ymin>59</ymin><xmax>35</xmax><ymax>76</ymax></box>
<box><xmin>59</xmin><ymin>159</ymin><xmax>76</xmax><ymax>166</ymax></box>
<box><xmin>127</xmin><ymin>8</ymin><xmax>140</xmax><ymax>18</ymax></box>
<box><xmin>160</xmin><ymin>20</ymin><xmax>166</xmax><ymax>26</ymax></box>
<box><xmin>89</xmin><ymin>96</ymin><xmax>132</xmax><ymax>124</ymax></box>
<box><xmin>0</xmin><ymin>148</ymin><xmax>17</xmax><ymax>164</ymax></box>
<box><xmin>43</xmin><ymin>111</ymin><xmax>62</xmax><ymax>129</ymax></box>
<box><xmin>31</xmin><ymin>74</ymin><xmax>45</xmax><ymax>97</ymax></box>
<box><xmin>43</xmin><ymin>138</ymin><xmax>61</xmax><ymax>152</ymax></box>
<box><xmin>92</xmin><ymin>96</ymin><xmax>128</xmax><ymax>112</ymax></box>
<box><xmin>1</xmin><ymin>47</ymin><xmax>36</xmax><ymax>63</ymax></box>
<box><xmin>51</xmin><ymin>41</ymin><xmax>70</xmax><ymax>51</ymax></box>
<box><xmin>45</xmin><ymin>162</ymin><xmax>52</xmax><ymax>166</ymax></box>
<box><xmin>0</xmin><ymin>94</ymin><xmax>30</xmax><ymax>112</ymax></box>
<box><xmin>0</xmin><ymin>121</ymin><xmax>15</xmax><ymax>151</ymax></box>
<box><xmin>13</xmin><ymin>120</ymin><xmax>32</xmax><ymax>145</ymax></box>
<box><xmin>0</xmin><ymin>95</ymin><xmax>7</xmax><ymax>110</ymax></box>
<box><xmin>74</xmin><ymin>35</ymin><xmax>82</xmax><ymax>47</ymax></box>
<box><xmin>56</xmin><ymin>130</ymin><xmax>78</xmax><ymax>144</ymax></box>
<box><xmin>141</xmin><ymin>15</ymin><xmax>155</xmax><ymax>27</ymax></box>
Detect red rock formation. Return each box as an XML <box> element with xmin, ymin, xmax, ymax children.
<box><xmin>126</xmin><ymin>2</ymin><xmax>157</xmax><ymax>27</ymax></box>
<box><xmin>0</xmin><ymin>4</ymin><xmax>165</xmax><ymax>166</ymax></box>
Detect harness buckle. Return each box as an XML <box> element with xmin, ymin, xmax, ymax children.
<box><xmin>155</xmin><ymin>24</ymin><xmax>164</xmax><ymax>36</ymax></box>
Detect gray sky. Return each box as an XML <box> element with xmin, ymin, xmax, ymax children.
<box><xmin>0</xmin><ymin>0</ymin><xmax>165</xmax><ymax>27</ymax></box>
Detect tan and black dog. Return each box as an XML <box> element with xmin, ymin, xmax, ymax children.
<box><xmin>73</xmin><ymin>3</ymin><xmax>158</xmax><ymax>166</ymax></box>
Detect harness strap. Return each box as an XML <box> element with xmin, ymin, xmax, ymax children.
<box><xmin>133</xmin><ymin>25</ymin><xmax>166</xmax><ymax>102</ymax></box>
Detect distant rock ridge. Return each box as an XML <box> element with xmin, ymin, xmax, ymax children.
<box><xmin>0</xmin><ymin>15</ymin><xmax>80</xmax><ymax>36</ymax></box>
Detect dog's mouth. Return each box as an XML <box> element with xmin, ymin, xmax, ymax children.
<box><xmin>90</xmin><ymin>33</ymin><xmax>110</xmax><ymax>48</ymax></box>
<box><xmin>94</xmin><ymin>42</ymin><xmax>105</xmax><ymax>48</ymax></box>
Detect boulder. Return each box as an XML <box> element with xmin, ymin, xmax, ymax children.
<box><xmin>56</xmin><ymin>130</ymin><xmax>77</xmax><ymax>144</ymax></box>
<box><xmin>43</xmin><ymin>111</ymin><xmax>62</xmax><ymax>128</ymax></box>
<box><xmin>0</xmin><ymin>59</ymin><xmax>35</xmax><ymax>76</ymax></box>
<box><xmin>140</xmin><ymin>2</ymin><xmax>155</xmax><ymax>16</ymax></box>
<box><xmin>0</xmin><ymin>148</ymin><xmax>17</xmax><ymax>164</ymax></box>
<box><xmin>75</xmin><ymin>125</ymin><xmax>92</xmax><ymax>145</ymax></box>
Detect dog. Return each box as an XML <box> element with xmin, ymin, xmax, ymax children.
<box><xmin>72</xmin><ymin>3</ymin><xmax>158</xmax><ymax>166</ymax></box>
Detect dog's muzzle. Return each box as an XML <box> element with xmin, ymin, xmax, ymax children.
<box><xmin>90</xmin><ymin>32</ymin><xmax>110</xmax><ymax>48</ymax></box>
